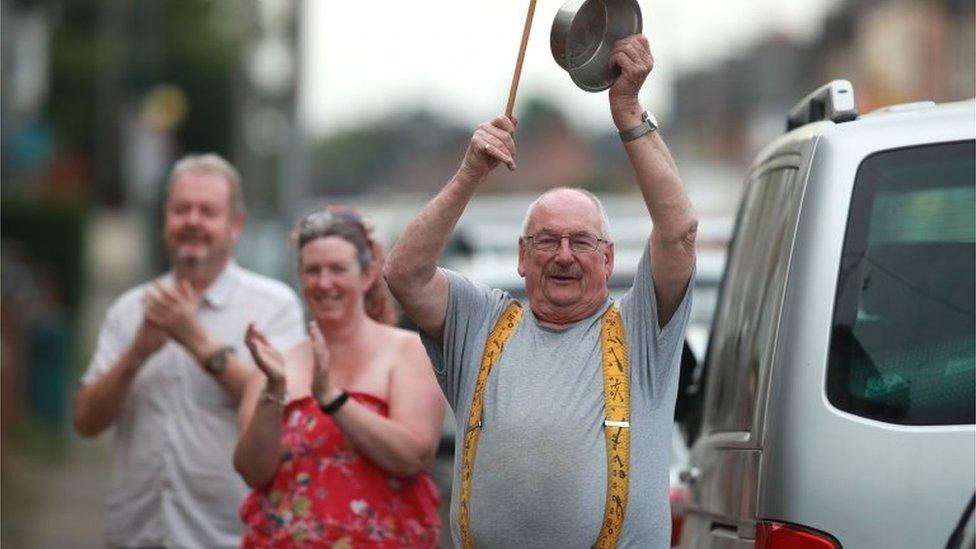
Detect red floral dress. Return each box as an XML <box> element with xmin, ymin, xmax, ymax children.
<box><xmin>240</xmin><ymin>393</ymin><xmax>441</xmax><ymax>548</ymax></box>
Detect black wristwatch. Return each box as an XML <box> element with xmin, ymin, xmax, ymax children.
<box><xmin>203</xmin><ymin>345</ymin><xmax>235</xmax><ymax>376</ymax></box>
<box><xmin>319</xmin><ymin>390</ymin><xmax>350</xmax><ymax>415</ymax></box>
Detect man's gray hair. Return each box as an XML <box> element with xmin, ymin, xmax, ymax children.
<box><xmin>521</xmin><ymin>187</ymin><xmax>611</xmax><ymax>238</ymax></box>
<box><xmin>167</xmin><ymin>153</ymin><xmax>245</xmax><ymax>215</ymax></box>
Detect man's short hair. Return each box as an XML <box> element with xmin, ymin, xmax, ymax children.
<box><xmin>167</xmin><ymin>153</ymin><xmax>245</xmax><ymax>215</ymax></box>
<box><xmin>521</xmin><ymin>187</ymin><xmax>612</xmax><ymax>238</ymax></box>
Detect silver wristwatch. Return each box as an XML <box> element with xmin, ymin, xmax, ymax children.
<box><xmin>203</xmin><ymin>345</ymin><xmax>235</xmax><ymax>376</ymax></box>
<box><xmin>618</xmin><ymin>111</ymin><xmax>659</xmax><ymax>142</ymax></box>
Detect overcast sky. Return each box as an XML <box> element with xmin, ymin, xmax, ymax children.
<box><xmin>300</xmin><ymin>0</ymin><xmax>841</xmax><ymax>137</ymax></box>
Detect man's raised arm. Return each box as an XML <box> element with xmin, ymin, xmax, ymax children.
<box><xmin>609</xmin><ymin>35</ymin><xmax>698</xmax><ymax>327</ymax></box>
<box><xmin>384</xmin><ymin>115</ymin><xmax>517</xmax><ymax>341</ymax></box>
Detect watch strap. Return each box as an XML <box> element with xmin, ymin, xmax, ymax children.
<box><xmin>319</xmin><ymin>390</ymin><xmax>350</xmax><ymax>415</ymax></box>
<box><xmin>203</xmin><ymin>345</ymin><xmax>235</xmax><ymax>376</ymax></box>
<box><xmin>618</xmin><ymin>111</ymin><xmax>658</xmax><ymax>142</ymax></box>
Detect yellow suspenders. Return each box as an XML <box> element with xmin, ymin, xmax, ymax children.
<box><xmin>595</xmin><ymin>305</ymin><xmax>631</xmax><ymax>549</ymax></box>
<box><xmin>458</xmin><ymin>302</ymin><xmax>631</xmax><ymax>549</ymax></box>
<box><xmin>458</xmin><ymin>301</ymin><xmax>524</xmax><ymax>549</ymax></box>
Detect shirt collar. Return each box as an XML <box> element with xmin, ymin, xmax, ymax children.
<box><xmin>200</xmin><ymin>260</ymin><xmax>240</xmax><ymax>310</ymax></box>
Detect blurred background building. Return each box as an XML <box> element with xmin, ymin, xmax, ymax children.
<box><xmin>1</xmin><ymin>0</ymin><xmax>973</xmax><ymax>546</ymax></box>
<box><xmin>672</xmin><ymin>0</ymin><xmax>975</xmax><ymax>167</ymax></box>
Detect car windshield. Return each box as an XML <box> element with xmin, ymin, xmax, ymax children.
<box><xmin>827</xmin><ymin>140</ymin><xmax>976</xmax><ymax>425</ymax></box>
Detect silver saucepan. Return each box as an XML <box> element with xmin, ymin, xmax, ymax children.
<box><xmin>550</xmin><ymin>0</ymin><xmax>642</xmax><ymax>92</ymax></box>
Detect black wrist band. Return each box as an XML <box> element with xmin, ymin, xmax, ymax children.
<box><xmin>319</xmin><ymin>390</ymin><xmax>349</xmax><ymax>415</ymax></box>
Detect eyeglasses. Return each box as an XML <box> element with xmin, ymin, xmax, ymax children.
<box><xmin>523</xmin><ymin>230</ymin><xmax>608</xmax><ymax>253</ymax></box>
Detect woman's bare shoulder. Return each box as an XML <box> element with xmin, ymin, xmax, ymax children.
<box><xmin>369</xmin><ymin>323</ymin><xmax>426</xmax><ymax>361</ymax></box>
<box><xmin>383</xmin><ymin>324</ymin><xmax>425</xmax><ymax>348</ymax></box>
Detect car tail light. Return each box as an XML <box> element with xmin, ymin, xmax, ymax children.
<box><xmin>670</xmin><ymin>485</ymin><xmax>691</xmax><ymax>547</ymax></box>
<box><xmin>756</xmin><ymin>521</ymin><xmax>840</xmax><ymax>549</ymax></box>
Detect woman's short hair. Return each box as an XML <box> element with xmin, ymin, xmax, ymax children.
<box><xmin>294</xmin><ymin>206</ymin><xmax>396</xmax><ymax>325</ymax></box>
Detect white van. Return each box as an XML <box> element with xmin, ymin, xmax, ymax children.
<box><xmin>676</xmin><ymin>81</ymin><xmax>975</xmax><ymax>549</ymax></box>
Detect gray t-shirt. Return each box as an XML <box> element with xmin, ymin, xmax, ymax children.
<box><xmin>422</xmin><ymin>247</ymin><xmax>693</xmax><ymax>548</ymax></box>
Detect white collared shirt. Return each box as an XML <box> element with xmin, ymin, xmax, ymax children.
<box><xmin>82</xmin><ymin>261</ymin><xmax>304</xmax><ymax>549</ymax></box>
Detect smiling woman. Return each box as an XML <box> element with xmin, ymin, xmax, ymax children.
<box><xmin>233</xmin><ymin>205</ymin><xmax>446</xmax><ymax>547</ymax></box>
<box><xmin>294</xmin><ymin>208</ymin><xmax>396</xmax><ymax>326</ymax></box>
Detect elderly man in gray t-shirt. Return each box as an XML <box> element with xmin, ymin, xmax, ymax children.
<box><xmin>385</xmin><ymin>35</ymin><xmax>697</xmax><ymax>548</ymax></box>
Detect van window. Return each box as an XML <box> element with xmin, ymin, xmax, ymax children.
<box><xmin>827</xmin><ymin>141</ymin><xmax>976</xmax><ymax>425</ymax></box>
<box><xmin>703</xmin><ymin>166</ymin><xmax>801</xmax><ymax>433</ymax></box>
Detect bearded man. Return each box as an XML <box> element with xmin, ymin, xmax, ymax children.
<box><xmin>74</xmin><ymin>154</ymin><xmax>304</xmax><ymax>548</ymax></box>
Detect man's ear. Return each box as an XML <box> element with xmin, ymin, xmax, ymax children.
<box><xmin>604</xmin><ymin>241</ymin><xmax>615</xmax><ymax>281</ymax></box>
<box><xmin>517</xmin><ymin>237</ymin><xmax>527</xmax><ymax>277</ymax></box>
<box><xmin>229</xmin><ymin>212</ymin><xmax>245</xmax><ymax>244</ymax></box>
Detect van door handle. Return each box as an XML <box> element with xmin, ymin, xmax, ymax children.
<box><xmin>679</xmin><ymin>467</ymin><xmax>701</xmax><ymax>485</ymax></box>
<box><xmin>709</xmin><ymin>520</ymin><xmax>740</xmax><ymax>539</ymax></box>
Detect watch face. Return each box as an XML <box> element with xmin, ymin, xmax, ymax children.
<box><xmin>206</xmin><ymin>346</ymin><xmax>233</xmax><ymax>374</ymax></box>
<box><xmin>645</xmin><ymin>112</ymin><xmax>659</xmax><ymax>129</ymax></box>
